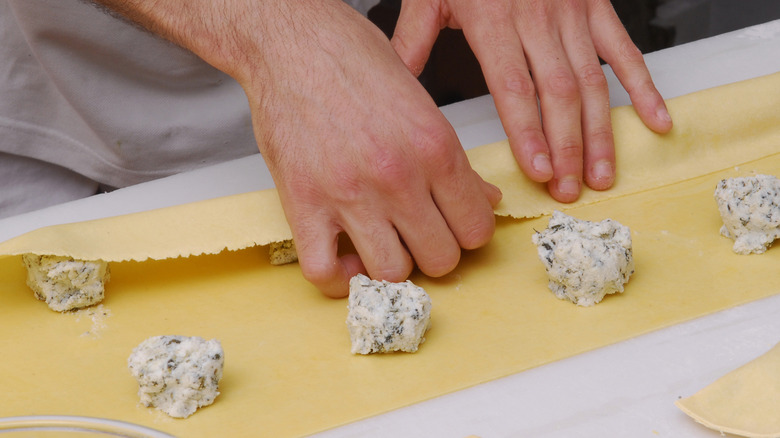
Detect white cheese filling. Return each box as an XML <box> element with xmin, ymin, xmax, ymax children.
<box><xmin>269</xmin><ymin>239</ymin><xmax>298</xmax><ymax>265</ymax></box>
<box><xmin>714</xmin><ymin>174</ymin><xmax>780</xmax><ymax>254</ymax></box>
<box><xmin>532</xmin><ymin>211</ymin><xmax>634</xmax><ymax>306</ymax></box>
<box><xmin>346</xmin><ymin>274</ymin><xmax>432</xmax><ymax>354</ymax></box>
<box><xmin>22</xmin><ymin>254</ymin><xmax>110</xmax><ymax>312</ymax></box>
<box><xmin>127</xmin><ymin>335</ymin><xmax>224</xmax><ymax>418</ymax></box>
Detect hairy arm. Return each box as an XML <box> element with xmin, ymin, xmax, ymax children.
<box><xmin>90</xmin><ymin>0</ymin><xmax>501</xmax><ymax>297</ymax></box>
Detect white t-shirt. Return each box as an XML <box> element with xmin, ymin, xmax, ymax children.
<box><xmin>0</xmin><ymin>0</ymin><xmax>379</xmax><ymax>216</ymax></box>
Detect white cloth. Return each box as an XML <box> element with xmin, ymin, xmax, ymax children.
<box><xmin>0</xmin><ymin>0</ymin><xmax>380</xmax><ymax>218</ymax></box>
<box><xmin>1</xmin><ymin>0</ymin><xmax>258</xmax><ymax>189</ymax></box>
<box><xmin>0</xmin><ymin>153</ymin><xmax>98</xmax><ymax>219</ymax></box>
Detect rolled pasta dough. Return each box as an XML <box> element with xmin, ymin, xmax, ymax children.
<box><xmin>676</xmin><ymin>341</ymin><xmax>780</xmax><ymax>438</ymax></box>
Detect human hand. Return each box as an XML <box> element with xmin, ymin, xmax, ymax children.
<box><xmin>234</xmin><ymin>1</ymin><xmax>502</xmax><ymax>297</ymax></box>
<box><xmin>92</xmin><ymin>0</ymin><xmax>500</xmax><ymax>297</ymax></box>
<box><xmin>391</xmin><ymin>0</ymin><xmax>674</xmax><ymax>202</ymax></box>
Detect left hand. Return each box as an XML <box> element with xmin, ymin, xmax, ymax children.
<box><xmin>390</xmin><ymin>0</ymin><xmax>673</xmax><ymax>202</ymax></box>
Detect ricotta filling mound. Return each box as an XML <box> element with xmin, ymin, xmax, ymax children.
<box><xmin>22</xmin><ymin>254</ymin><xmax>110</xmax><ymax>312</ymax></box>
<box><xmin>346</xmin><ymin>274</ymin><xmax>432</xmax><ymax>354</ymax></box>
<box><xmin>268</xmin><ymin>239</ymin><xmax>298</xmax><ymax>265</ymax></box>
<box><xmin>532</xmin><ymin>210</ymin><xmax>634</xmax><ymax>307</ymax></box>
<box><xmin>714</xmin><ymin>174</ymin><xmax>780</xmax><ymax>255</ymax></box>
<box><xmin>127</xmin><ymin>335</ymin><xmax>224</xmax><ymax>419</ymax></box>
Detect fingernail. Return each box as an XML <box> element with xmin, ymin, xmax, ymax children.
<box><xmin>532</xmin><ymin>154</ymin><xmax>553</xmax><ymax>175</ymax></box>
<box><xmin>558</xmin><ymin>176</ymin><xmax>580</xmax><ymax>196</ymax></box>
<box><xmin>592</xmin><ymin>160</ymin><xmax>614</xmax><ymax>183</ymax></box>
<box><xmin>657</xmin><ymin>106</ymin><xmax>672</xmax><ymax>124</ymax></box>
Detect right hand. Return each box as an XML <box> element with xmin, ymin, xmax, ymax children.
<box><xmin>230</xmin><ymin>1</ymin><xmax>502</xmax><ymax>297</ymax></box>
<box><xmin>94</xmin><ymin>0</ymin><xmax>501</xmax><ymax>297</ymax></box>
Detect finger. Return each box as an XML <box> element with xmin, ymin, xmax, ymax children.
<box><xmin>392</xmin><ymin>196</ymin><xmax>462</xmax><ymax>278</ymax></box>
<box><xmin>588</xmin><ymin>0</ymin><xmax>672</xmax><ymax>134</ymax></box>
<box><xmin>429</xmin><ymin>161</ymin><xmax>497</xmax><ymax>251</ymax></box>
<box><xmin>517</xmin><ymin>13</ymin><xmax>584</xmax><ymax>202</ymax></box>
<box><xmin>391</xmin><ymin>0</ymin><xmax>442</xmax><ymax>76</ymax></box>
<box><xmin>341</xmin><ymin>213</ymin><xmax>414</xmax><ymax>284</ymax></box>
<box><xmin>458</xmin><ymin>9</ymin><xmax>554</xmax><ymax>184</ymax></box>
<box><xmin>292</xmin><ymin>214</ymin><xmax>365</xmax><ymax>298</ymax></box>
<box><xmin>480</xmin><ymin>177</ymin><xmax>503</xmax><ymax>208</ymax></box>
<box><xmin>558</xmin><ymin>6</ymin><xmax>615</xmax><ymax>191</ymax></box>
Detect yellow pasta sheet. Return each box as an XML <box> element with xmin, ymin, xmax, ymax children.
<box><xmin>472</xmin><ymin>70</ymin><xmax>780</xmax><ymax>218</ymax></box>
<box><xmin>676</xmin><ymin>342</ymin><xmax>780</xmax><ymax>438</ymax></box>
<box><xmin>0</xmin><ymin>72</ymin><xmax>779</xmax><ymax>437</ymax></box>
<box><xmin>1</xmin><ymin>72</ymin><xmax>778</xmax><ymax>261</ymax></box>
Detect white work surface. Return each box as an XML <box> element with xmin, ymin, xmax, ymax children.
<box><xmin>2</xmin><ymin>19</ymin><xmax>780</xmax><ymax>438</ymax></box>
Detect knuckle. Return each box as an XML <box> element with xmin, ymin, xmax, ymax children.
<box><xmin>328</xmin><ymin>167</ymin><xmax>365</xmax><ymax>205</ymax></box>
<box><xmin>418</xmin><ymin>249</ymin><xmax>460</xmax><ymax>278</ymax></box>
<box><xmin>457</xmin><ymin>212</ymin><xmax>496</xmax><ymax>250</ymax></box>
<box><xmin>369</xmin><ymin>148</ymin><xmax>415</xmax><ymax>190</ymax></box>
<box><xmin>577</xmin><ymin>62</ymin><xmax>608</xmax><ymax>90</ymax></box>
<box><xmin>586</xmin><ymin>126</ymin><xmax>614</xmax><ymax>148</ymax></box>
<box><xmin>407</xmin><ymin>123</ymin><xmax>461</xmax><ymax>174</ymax></box>
<box><xmin>409</xmin><ymin>123</ymin><xmax>456</xmax><ymax>157</ymax></box>
<box><xmin>500</xmin><ymin>67</ymin><xmax>537</xmax><ymax>101</ymax></box>
<box><xmin>624</xmin><ymin>77</ymin><xmax>656</xmax><ymax>100</ymax></box>
<box><xmin>372</xmin><ymin>262</ymin><xmax>413</xmax><ymax>284</ymax></box>
<box><xmin>292</xmin><ymin>226</ymin><xmax>339</xmax><ymax>289</ymax></box>
<box><xmin>542</xmin><ymin>68</ymin><xmax>579</xmax><ymax>100</ymax></box>
<box><xmin>299</xmin><ymin>258</ymin><xmax>339</xmax><ymax>290</ymax></box>
<box><xmin>510</xmin><ymin>125</ymin><xmax>547</xmax><ymax>147</ymax></box>
<box><xmin>616</xmin><ymin>38</ymin><xmax>643</xmax><ymax>64</ymax></box>
<box><xmin>552</xmin><ymin>137</ymin><xmax>583</xmax><ymax>160</ymax></box>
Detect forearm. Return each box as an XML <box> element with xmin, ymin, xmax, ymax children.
<box><xmin>88</xmin><ymin>0</ymin><xmax>323</xmax><ymax>83</ymax></box>
<box><xmin>88</xmin><ymin>0</ymin><xmax>495</xmax><ymax>298</ymax></box>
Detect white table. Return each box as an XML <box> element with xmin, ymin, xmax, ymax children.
<box><xmin>2</xmin><ymin>19</ymin><xmax>779</xmax><ymax>438</ymax></box>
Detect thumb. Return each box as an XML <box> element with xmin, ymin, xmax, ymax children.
<box><xmin>390</xmin><ymin>1</ymin><xmax>442</xmax><ymax>77</ymax></box>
